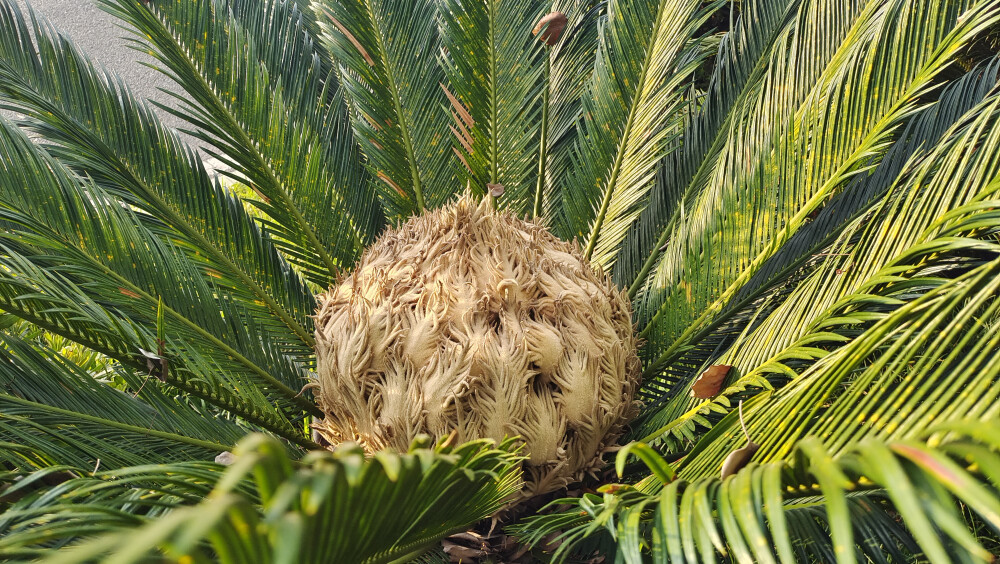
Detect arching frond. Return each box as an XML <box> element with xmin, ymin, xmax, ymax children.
<box><xmin>537</xmin><ymin>0</ymin><xmax>605</xmax><ymax>231</ymax></box>
<box><xmin>438</xmin><ymin>0</ymin><xmax>548</xmax><ymax>214</ymax></box>
<box><xmin>636</xmin><ymin>0</ymin><xmax>995</xmax><ymax>349</ymax></box>
<box><xmin>634</xmin><ymin>0</ymin><xmax>1000</xmax><ymax>421</ymax></box>
<box><xmin>0</xmin><ymin>334</ymin><xmax>243</xmax><ymax>470</ymax></box>
<box><xmin>568</xmin><ymin>0</ymin><xmax>722</xmax><ymax>268</ymax></box>
<box><xmin>100</xmin><ymin>0</ymin><xmax>381</xmax><ymax>286</ymax></box>
<box><xmin>515</xmin><ymin>419</ymin><xmax>1000</xmax><ymax>563</ymax></box>
<box><xmin>634</xmin><ymin>58</ymin><xmax>1000</xmax><ymax>441</ymax></box>
<box><xmin>0</xmin><ymin>1</ymin><xmax>318</xmax><ymax>353</ymax></box>
<box><xmin>312</xmin><ymin>0</ymin><xmax>457</xmax><ymax>216</ymax></box>
<box><xmin>1</xmin><ymin>435</ymin><xmax>523</xmax><ymax>564</ymax></box>
<box><xmin>0</xmin><ymin>117</ymin><xmax>316</xmax><ymax>446</ymax></box>
<box><xmin>613</xmin><ymin>0</ymin><xmax>799</xmax><ymax>290</ymax></box>
<box><xmin>680</xmin><ymin>221</ymin><xmax>1000</xmax><ymax>478</ymax></box>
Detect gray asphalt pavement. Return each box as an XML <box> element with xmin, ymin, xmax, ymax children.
<box><xmin>10</xmin><ymin>0</ymin><xmax>213</xmax><ymax>160</ymax></box>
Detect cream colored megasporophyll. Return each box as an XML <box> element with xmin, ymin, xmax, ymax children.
<box><xmin>314</xmin><ymin>194</ymin><xmax>640</xmax><ymax>496</ymax></box>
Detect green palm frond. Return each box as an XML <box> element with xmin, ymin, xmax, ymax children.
<box><xmin>568</xmin><ymin>0</ymin><xmax>721</xmax><ymax>267</ymax></box>
<box><xmin>312</xmin><ymin>0</ymin><xmax>456</xmax><ymax>216</ymax></box>
<box><xmin>613</xmin><ymin>0</ymin><xmax>796</xmax><ymax>290</ymax></box>
<box><xmin>0</xmin><ymin>1</ymin><xmax>318</xmax><ymax>352</ymax></box>
<box><xmin>0</xmin><ymin>462</ymin><xmax>227</xmax><ymax>559</ymax></box>
<box><xmin>1</xmin><ymin>0</ymin><xmax>1000</xmax><ymax>560</ymax></box>
<box><xmin>0</xmin><ymin>252</ymin><xmax>299</xmax><ymax>445</ymax></box>
<box><xmin>0</xmin><ymin>117</ymin><xmax>315</xmax><ymax>446</ymax></box>
<box><xmin>0</xmin><ymin>332</ymin><xmax>244</xmax><ymax>469</ymax></box>
<box><xmin>536</xmin><ymin>0</ymin><xmax>604</xmax><ymax>228</ymax></box>
<box><xmin>0</xmin><ymin>435</ymin><xmax>522</xmax><ymax>564</ymax></box>
<box><xmin>680</xmin><ymin>212</ymin><xmax>1000</xmax><ymax>477</ymax></box>
<box><xmin>515</xmin><ymin>419</ymin><xmax>1000</xmax><ymax>563</ymax></box>
<box><xmin>438</xmin><ymin>0</ymin><xmax>548</xmax><ymax>214</ymax></box>
<box><xmin>633</xmin><ymin>57</ymin><xmax>1000</xmax><ymax>441</ymax></box>
<box><xmin>634</xmin><ymin>0</ymin><xmax>1000</xmax><ymax>416</ymax></box>
<box><xmin>101</xmin><ymin>0</ymin><xmax>380</xmax><ymax>286</ymax></box>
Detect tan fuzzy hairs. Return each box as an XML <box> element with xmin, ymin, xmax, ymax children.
<box><xmin>313</xmin><ymin>194</ymin><xmax>640</xmax><ymax>497</ymax></box>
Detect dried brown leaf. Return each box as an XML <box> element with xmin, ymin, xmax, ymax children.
<box><xmin>721</xmin><ymin>400</ymin><xmax>757</xmax><ymax>478</ymax></box>
<box><xmin>453</xmin><ymin>147</ymin><xmax>473</xmax><ymax>173</ymax></box>
<box><xmin>325</xmin><ymin>15</ymin><xmax>374</xmax><ymax>66</ymax></box>
<box><xmin>690</xmin><ymin>364</ymin><xmax>731</xmax><ymax>398</ymax></box>
<box><xmin>443</xmin><ymin>540</ymin><xmax>487</xmax><ymax>560</ymax></box>
<box><xmin>441</xmin><ymin>83</ymin><xmax>475</xmax><ymax>128</ymax></box>
<box><xmin>450</xmin><ymin>123</ymin><xmax>474</xmax><ymax>154</ymax></box>
<box><xmin>533</xmin><ymin>12</ymin><xmax>568</xmax><ymax>46</ymax></box>
<box><xmin>377</xmin><ymin>171</ymin><xmax>406</xmax><ymax>198</ymax></box>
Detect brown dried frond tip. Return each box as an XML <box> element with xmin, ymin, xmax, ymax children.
<box><xmin>314</xmin><ymin>194</ymin><xmax>640</xmax><ymax>497</ymax></box>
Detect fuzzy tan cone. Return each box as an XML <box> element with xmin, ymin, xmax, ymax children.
<box><xmin>314</xmin><ymin>194</ymin><xmax>640</xmax><ymax>496</ymax></box>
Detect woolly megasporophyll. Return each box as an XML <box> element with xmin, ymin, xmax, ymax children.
<box><xmin>314</xmin><ymin>194</ymin><xmax>640</xmax><ymax>496</ymax></box>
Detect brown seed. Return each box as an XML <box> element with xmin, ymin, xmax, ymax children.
<box><xmin>721</xmin><ymin>400</ymin><xmax>757</xmax><ymax>479</ymax></box>
<box><xmin>720</xmin><ymin>442</ymin><xmax>759</xmax><ymax>479</ymax></box>
<box><xmin>533</xmin><ymin>12</ymin><xmax>568</xmax><ymax>46</ymax></box>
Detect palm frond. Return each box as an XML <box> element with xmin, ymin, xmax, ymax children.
<box><xmin>0</xmin><ymin>253</ymin><xmax>298</xmax><ymax>445</ymax></box>
<box><xmin>537</xmin><ymin>0</ymin><xmax>604</xmax><ymax>231</ymax></box>
<box><xmin>677</xmin><ymin>218</ymin><xmax>1000</xmax><ymax>479</ymax></box>
<box><xmin>438</xmin><ymin>0</ymin><xmax>548</xmax><ymax>214</ymax></box>
<box><xmin>613</xmin><ymin>0</ymin><xmax>798</xmax><ymax>290</ymax></box>
<box><xmin>568</xmin><ymin>0</ymin><xmax>721</xmax><ymax>268</ymax></box>
<box><xmin>0</xmin><ymin>332</ymin><xmax>246</xmax><ymax>468</ymax></box>
<box><xmin>516</xmin><ymin>419</ymin><xmax>1000</xmax><ymax>563</ymax></box>
<box><xmin>312</xmin><ymin>0</ymin><xmax>456</xmax><ymax>216</ymax></box>
<box><xmin>633</xmin><ymin>58</ymin><xmax>1000</xmax><ymax>440</ymax></box>
<box><xmin>100</xmin><ymin>0</ymin><xmax>380</xmax><ymax>286</ymax></box>
<box><xmin>634</xmin><ymin>0</ymin><xmax>999</xmax><ymax>403</ymax></box>
<box><xmin>0</xmin><ymin>118</ymin><xmax>316</xmax><ymax>446</ymax></box>
<box><xmin>0</xmin><ymin>0</ymin><xmax>318</xmax><ymax>353</ymax></box>
<box><xmin>3</xmin><ymin>435</ymin><xmax>523</xmax><ymax>564</ymax></box>
<box><xmin>0</xmin><ymin>460</ymin><xmax>246</xmax><ymax>558</ymax></box>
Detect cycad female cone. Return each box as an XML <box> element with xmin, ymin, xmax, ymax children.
<box><xmin>314</xmin><ymin>194</ymin><xmax>640</xmax><ymax>495</ymax></box>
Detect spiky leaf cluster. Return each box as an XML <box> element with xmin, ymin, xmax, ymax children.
<box><xmin>0</xmin><ymin>0</ymin><xmax>998</xmax><ymax>561</ymax></box>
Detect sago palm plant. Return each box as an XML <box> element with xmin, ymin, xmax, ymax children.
<box><xmin>1</xmin><ymin>0</ymin><xmax>1000</xmax><ymax>561</ymax></box>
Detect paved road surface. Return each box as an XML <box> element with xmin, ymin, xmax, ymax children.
<box><xmin>11</xmin><ymin>0</ymin><xmax>214</xmax><ymax>161</ymax></box>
